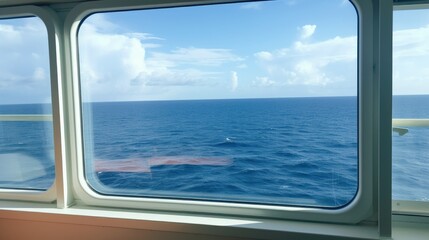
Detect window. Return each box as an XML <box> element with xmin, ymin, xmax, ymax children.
<box><xmin>392</xmin><ymin>8</ymin><xmax>429</xmax><ymax>204</ymax></box>
<box><xmin>72</xmin><ymin>0</ymin><xmax>374</xmax><ymax>218</ymax></box>
<box><xmin>0</xmin><ymin>16</ymin><xmax>54</xmax><ymax>191</ymax></box>
<box><xmin>0</xmin><ymin>0</ymin><xmax>401</xmax><ymax>238</ymax></box>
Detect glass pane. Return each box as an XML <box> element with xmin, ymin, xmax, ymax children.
<box><xmin>393</xmin><ymin>9</ymin><xmax>429</xmax><ymax>201</ymax></box>
<box><xmin>0</xmin><ymin>17</ymin><xmax>54</xmax><ymax>190</ymax></box>
<box><xmin>79</xmin><ymin>0</ymin><xmax>358</xmax><ymax>207</ymax></box>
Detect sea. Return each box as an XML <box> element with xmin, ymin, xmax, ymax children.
<box><xmin>0</xmin><ymin>95</ymin><xmax>427</xmax><ymax>207</ymax></box>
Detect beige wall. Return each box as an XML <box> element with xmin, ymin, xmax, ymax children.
<box><xmin>0</xmin><ymin>218</ymin><xmax>250</xmax><ymax>240</ymax></box>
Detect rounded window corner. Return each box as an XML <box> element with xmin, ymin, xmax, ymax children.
<box><xmin>65</xmin><ymin>0</ymin><xmax>375</xmax><ymax>225</ymax></box>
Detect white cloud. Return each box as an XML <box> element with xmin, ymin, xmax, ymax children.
<box><xmin>33</xmin><ymin>67</ymin><xmax>46</xmax><ymax>81</ymax></box>
<box><xmin>249</xmin><ymin>23</ymin><xmax>429</xmax><ymax>96</ymax></box>
<box><xmin>299</xmin><ymin>24</ymin><xmax>317</xmax><ymax>39</ymax></box>
<box><xmin>6</xmin><ymin>11</ymin><xmax>429</xmax><ymax>102</ymax></box>
<box><xmin>236</xmin><ymin>64</ymin><xmax>248</xmax><ymax>69</ymax></box>
<box><xmin>254</xmin><ymin>34</ymin><xmax>357</xmax><ymax>88</ymax></box>
<box><xmin>231</xmin><ymin>71</ymin><xmax>238</xmax><ymax>91</ymax></box>
<box><xmin>126</xmin><ymin>32</ymin><xmax>164</xmax><ymax>41</ymax></box>
<box><xmin>252</xmin><ymin>23</ymin><xmax>429</xmax><ymax>96</ymax></box>
<box><xmin>254</xmin><ymin>51</ymin><xmax>273</xmax><ymax>61</ymax></box>
<box><xmin>253</xmin><ymin>77</ymin><xmax>276</xmax><ymax>87</ymax></box>
<box><xmin>131</xmin><ymin>69</ymin><xmax>219</xmax><ymax>87</ymax></box>
<box><xmin>0</xmin><ymin>24</ymin><xmax>21</xmax><ymax>44</ymax></box>
<box><xmin>83</xmin><ymin>14</ymin><xmax>118</xmax><ymax>32</ymax></box>
<box><xmin>79</xmin><ymin>23</ymin><xmax>147</xmax><ymax>85</ymax></box>
<box><xmin>0</xmin><ymin>18</ymin><xmax>51</xmax><ymax>104</ymax></box>
<box><xmin>150</xmin><ymin>47</ymin><xmax>242</xmax><ymax>67</ymax></box>
<box><xmin>393</xmin><ymin>25</ymin><xmax>429</xmax><ymax>95</ymax></box>
<box><xmin>393</xmin><ymin>25</ymin><xmax>429</xmax><ymax>58</ymax></box>
<box><xmin>292</xmin><ymin>61</ymin><xmax>330</xmax><ymax>85</ymax></box>
<box><xmin>78</xmin><ymin>18</ymin><xmax>243</xmax><ymax>101</ymax></box>
<box><xmin>78</xmin><ymin>22</ymin><xmax>154</xmax><ymax>101</ymax></box>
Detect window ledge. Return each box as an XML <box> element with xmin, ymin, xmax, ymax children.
<box><xmin>3</xmin><ymin>201</ymin><xmax>429</xmax><ymax>240</ymax></box>
<box><xmin>0</xmin><ymin>200</ymin><xmax>381</xmax><ymax>240</ymax></box>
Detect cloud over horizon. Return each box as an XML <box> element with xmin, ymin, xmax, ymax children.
<box><xmin>393</xmin><ymin>24</ymin><xmax>429</xmax><ymax>95</ymax></box>
<box><xmin>78</xmin><ymin>16</ymin><xmax>242</xmax><ymax>101</ymax></box>
<box><xmin>2</xmin><ymin>13</ymin><xmax>429</xmax><ymax>104</ymax></box>
<box><xmin>0</xmin><ymin>18</ymin><xmax>51</xmax><ymax>104</ymax></box>
<box><xmin>253</xmin><ymin>24</ymin><xmax>357</xmax><ymax>92</ymax></box>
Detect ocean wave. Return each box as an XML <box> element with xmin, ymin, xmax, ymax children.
<box><xmin>274</xmin><ymin>151</ymin><xmax>302</xmax><ymax>159</ymax></box>
<box><xmin>213</xmin><ymin>137</ymin><xmax>254</xmax><ymax>148</ymax></box>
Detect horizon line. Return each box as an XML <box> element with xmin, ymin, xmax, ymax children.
<box><xmin>2</xmin><ymin>94</ymin><xmax>429</xmax><ymax>105</ymax></box>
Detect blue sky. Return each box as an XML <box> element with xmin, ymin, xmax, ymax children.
<box><xmin>77</xmin><ymin>0</ymin><xmax>358</xmax><ymax>102</ymax></box>
<box><xmin>0</xmin><ymin>0</ymin><xmax>428</xmax><ymax>103</ymax></box>
<box><xmin>393</xmin><ymin>8</ymin><xmax>429</xmax><ymax>96</ymax></box>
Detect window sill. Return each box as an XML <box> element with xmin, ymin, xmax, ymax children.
<box><xmin>392</xmin><ymin>215</ymin><xmax>429</xmax><ymax>240</ymax></box>
<box><xmin>2</xmin><ymin>201</ymin><xmax>428</xmax><ymax>240</ymax></box>
<box><xmin>0</xmin><ymin>200</ymin><xmax>381</xmax><ymax>240</ymax></box>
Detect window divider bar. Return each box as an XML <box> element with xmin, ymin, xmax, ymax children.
<box><xmin>40</xmin><ymin>5</ymin><xmax>75</xmax><ymax>209</ymax></box>
<box><xmin>377</xmin><ymin>0</ymin><xmax>393</xmax><ymax>237</ymax></box>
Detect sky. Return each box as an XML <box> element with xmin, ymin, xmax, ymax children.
<box><xmin>0</xmin><ymin>0</ymin><xmax>429</xmax><ymax>103</ymax></box>
<box><xmin>0</xmin><ymin>17</ymin><xmax>51</xmax><ymax>104</ymax></box>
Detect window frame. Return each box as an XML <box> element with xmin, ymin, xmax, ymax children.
<box><xmin>64</xmin><ymin>0</ymin><xmax>378</xmax><ymax>224</ymax></box>
<box><xmin>0</xmin><ymin>5</ymin><xmax>65</xmax><ymax>203</ymax></box>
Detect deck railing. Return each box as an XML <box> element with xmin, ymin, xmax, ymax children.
<box><xmin>392</xmin><ymin>119</ymin><xmax>429</xmax><ymax>127</ymax></box>
<box><xmin>0</xmin><ymin>114</ymin><xmax>52</xmax><ymax>122</ymax></box>
<box><xmin>392</xmin><ymin>119</ymin><xmax>429</xmax><ymax>136</ymax></box>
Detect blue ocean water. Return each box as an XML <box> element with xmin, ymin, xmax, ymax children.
<box><xmin>392</xmin><ymin>95</ymin><xmax>429</xmax><ymax>201</ymax></box>
<box><xmin>0</xmin><ymin>96</ymin><xmax>427</xmax><ymax>206</ymax></box>
<box><xmin>0</xmin><ymin>103</ymin><xmax>54</xmax><ymax>190</ymax></box>
<box><xmin>83</xmin><ymin>97</ymin><xmax>358</xmax><ymax>207</ymax></box>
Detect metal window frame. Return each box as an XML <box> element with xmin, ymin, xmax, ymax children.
<box><xmin>62</xmin><ymin>0</ymin><xmax>381</xmax><ymax>224</ymax></box>
<box><xmin>0</xmin><ymin>5</ymin><xmax>65</xmax><ymax>203</ymax></box>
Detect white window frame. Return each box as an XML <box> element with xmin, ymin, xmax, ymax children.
<box><xmin>0</xmin><ymin>0</ymin><xmax>401</xmax><ymax>238</ymax></box>
<box><xmin>64</xmin><ymin>0</ymin><xmax>380</xmax><ymax>224</ymax></box>
<box><xmin>0</xmin><ymin>5</ymin><xmax>65</xmax><ymax>203</ymax></box>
